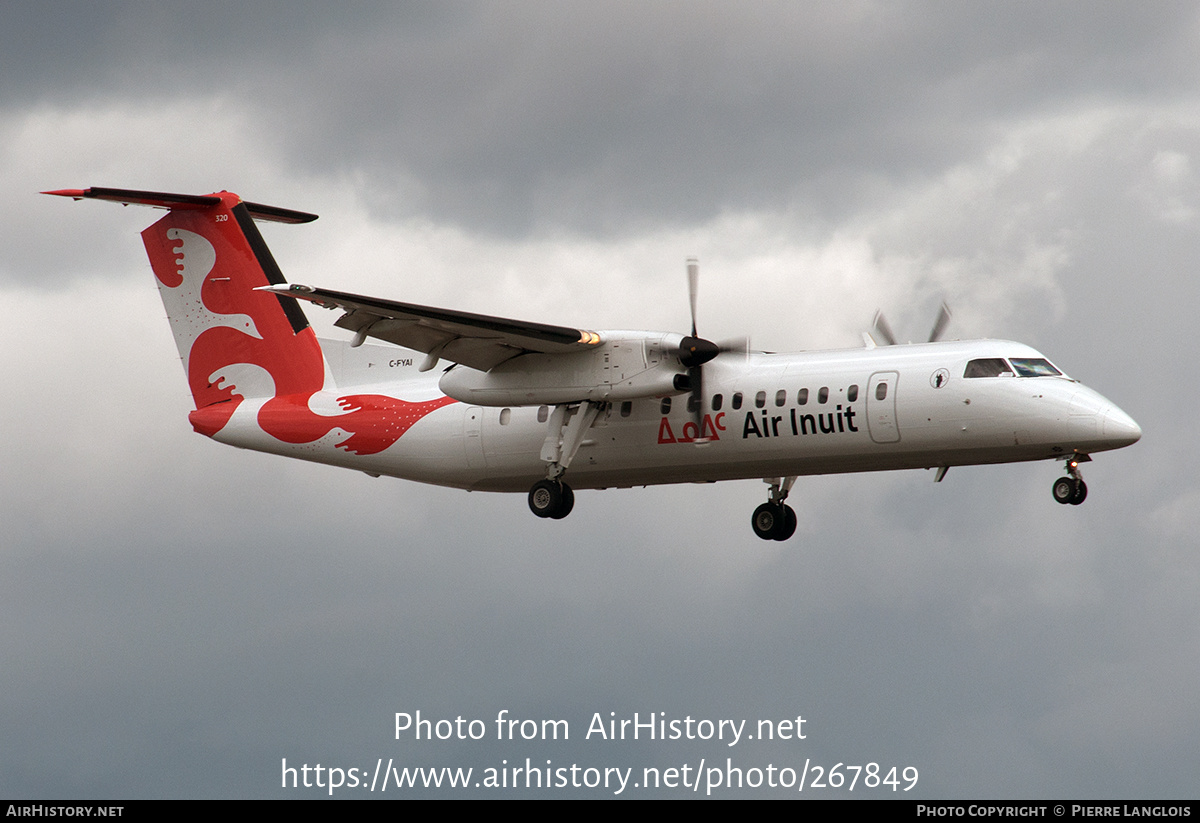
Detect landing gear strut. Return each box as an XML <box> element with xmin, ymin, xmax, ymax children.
<box><xmin>752</xmin><ymin>476</ymin><xmax>797</xmax><ymax>541</ymax></box>
<box><xmin>528</xmin><ymin>401</ymin><xmax>602</xmax><ymax>520</ymax></box>
<box><xmin>1052</xmin><ymin>454</ymin><xmax>1089</xmax><ymax>505</ymax></box>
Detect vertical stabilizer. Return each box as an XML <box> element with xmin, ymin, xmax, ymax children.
<box><xmin>44</xmin><ymin>187</ymin><xmax>327</xmax><ymax>436</ymax></box>
<box><xmin>140</xmin><ymin>195</ymin><xmax>326</xmax><ymax>410</ymax></box>
<box><xmin>47</xmin><ymin>187</ymin><xmax>456</xmax><ymax>451</ymax></box>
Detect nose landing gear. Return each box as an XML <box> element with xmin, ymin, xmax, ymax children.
<box><xmin>1052</xmin><ymin>476</ymin><xmax>1087</xmax><ymax>505</ymax></box>
<box><xmin>1052</xmin><ymin>454</ymin><xmax>1089</xmax><ymax>505</ymax></box>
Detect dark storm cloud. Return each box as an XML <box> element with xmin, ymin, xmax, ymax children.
<box><xmin>257</xmin><ymin>1</ymin><xmax>1200</xmax><ymax>233</ymax></box>
<box><xmin>8</xmin><ymin>2</ymin><xmax>1200</xmax><ymax>234</ymax></box>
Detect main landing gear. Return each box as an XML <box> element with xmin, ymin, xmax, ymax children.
<box><xmin>1052</xmin><ymin>454</ymin><xmax>1089</xmax><ymax>505</ymax></box>
<box><xmin>528</xmin><ymin>401</ymin><xmax>602</xmax><ymax>521</ymax></box>
<box><xmin>752</xmin><ymin>476</ymin><xmax>798</xmax><ymax>541</ymax></box>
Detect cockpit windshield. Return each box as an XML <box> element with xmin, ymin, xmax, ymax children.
<box><xmin>964</xmin><ymin>357</ymin><xmax>1064</xmax><ymax>378</ymax></box>
<box><xmin>1009</xmin><ymin>358</ymin><xmax>1062</xmax><ymax>377</ymax></box>
<box><xmin>963</xmin><ymin>358</ymin><xmax>1013</xmax><ymax>378</ymax></box>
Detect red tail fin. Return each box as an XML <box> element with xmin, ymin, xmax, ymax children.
<box><xmin>140</xmin><ymin>191</ymin><xmax>325</xmax><ymax>408</ymax></box>
<box><xmin>43</xmin><ymin>188</ymin><xmax>327</xmax><ymax>435</ymax></box>
<box><xmin>49</xmin><ymin>188</ymin><xmax>457</xmax><ymax>451</ymax></box>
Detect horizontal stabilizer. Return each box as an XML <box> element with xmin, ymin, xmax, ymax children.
<box><xmin>42</xmin><ymin>187</ymin><xmax>318</xmax><ymax>224</ymax></box>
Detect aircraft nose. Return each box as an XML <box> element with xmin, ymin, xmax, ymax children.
<box><xmin>1102</xmin><ymin>405</ymin><xmax>1142</xmax><ymax>448</ymax></box>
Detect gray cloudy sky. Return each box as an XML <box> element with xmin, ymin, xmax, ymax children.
<box><xmin>3</xmin><ymin>1</ymin><xmax>1197</xmax><ymax>799</ymax></box>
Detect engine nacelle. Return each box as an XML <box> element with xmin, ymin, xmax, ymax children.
<box><xmin>438</xmin><ymin>332</ymin><xmax>687</xmax><ymax>406</ymax></box>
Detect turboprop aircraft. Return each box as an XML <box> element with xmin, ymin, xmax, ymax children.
<box><xmin>45</xmin><ymin>187</ymin><xmax>1141</xmax><ymax>541</ymax></box>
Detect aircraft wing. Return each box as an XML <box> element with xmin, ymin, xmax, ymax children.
<box><xmin>260</xmin><ymin>284</ymin><xmax>602</xmax><ymax>372</ymax></box>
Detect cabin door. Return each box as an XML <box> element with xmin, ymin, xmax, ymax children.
<box><xmin>866</xmin><ymin>371</ymin><xmax>900</xmax><ymax>444</ymax></box>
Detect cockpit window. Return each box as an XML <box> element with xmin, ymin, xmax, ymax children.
<box><xmin>1009</xmin><ymin>358</ymin><xmax>1062</xmax><ymax>378</ymax></box>
<box><xmin>964</xmin><ymin>358</ymin><xmax>1014</xmax><ymax>378</ymax></box>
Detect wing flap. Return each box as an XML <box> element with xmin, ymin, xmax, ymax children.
<box><xmin>263</xmin><ymin>284</ymin><xmax>601</xmax><ymax>371</ymax></box>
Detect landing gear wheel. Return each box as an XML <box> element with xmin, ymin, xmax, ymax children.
<box><xmin>752</xmin><ymin>503</ymin><xmax>796</xmax><ymax>541</ymax></box>
<box><xmin>529</xmin><ymin>480</ymin><xmax>564</xmax><ymax>518</ymax></box>
<box><xmin>1052</xmin><ymin>477</ymin><xmax>1076</xmax><ymax>505</ymax></box>
<box><xmin>1069</xmin><ymin>479</ymin><xmax>1087</xmax><ymax>505</ymax></box>
<box><xmin>751</xmin><ymin>503</ymin><xmax>779</xmax><ymax>539</ymax></box>
<box><xmin>1053</xmin><ymin>477</ymin><xmax>1088</xmax><ymax>505</ymax></box>
<box><xmin>528</xmin><ymin>479</ymin><xmax>575</xmax><ymax>519</ymax></box>
<box><xmin>549</xmin><ymin>484</ymin><xmax>575</xmax><ymax>519</ymax></box>
<box><xmin>776</xmin><ymin>505</ymin><xmax>797</xmax><ymax>541</ymax></box>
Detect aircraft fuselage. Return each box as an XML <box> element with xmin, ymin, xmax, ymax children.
<box><xmin>208</xmin><ymin>336</ymin><xmax>1140</xmax><ymax>494</ymax></box>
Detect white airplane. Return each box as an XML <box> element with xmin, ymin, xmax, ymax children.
<box><xmin>46</xmin><ymin>187</ymin><xmax>1142</xmax><ymax>541</ymax></box>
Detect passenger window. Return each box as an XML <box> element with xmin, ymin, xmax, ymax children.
<box><xmin>964</xmin><ymin>358</ymin><xmax>1014</xmax><ymax>378</ymax></box>
<box><xmin>775</xmin><ymin>389</ymin><xmax>786</xmax><ymax>407</ymax></box>
<box><xmin>620</xmin><ymin>401</ymin><xmax>632</xmax><ymax>418</ymax></box>
<box><xmin>818</xmin><ymin>387</ymin><xmax>829</xmax><ymax>404</ymax></box>
<box><xmin>712</xmin><ymin>394</ymin><xmax>723</xmax><ymax>411</ymax></box>
<box><xmin>537</xmin><ymin>405</ymin><xmax>549</xmax><ymax>423</ymax></box>
<box><xmin>499</xmin><ymin>408</ymin><xmax>511</xmax><ymax>425</ymax></box>
<box><xmin>732</xmin><ymin>392</ymin><xmax>743</xmax><ymax>410</ymax></box>
<box><xmin>847</xmin><ymin>384</ymin><xmax>858</xmax><ymax>402</ymax></box>
<box><xmin>661</xmin><ymin>397</ymin><xmax>672</xmax><ymax>415</ymax></box>
<box><xmin>755</xmin><ymin>391</ymin><xmax>766</xmax><ymax>408</ymax></box>
<box><xmin>875</xmin><ymin>382</ymin><xmax>888</xmax><ymax>401</ymax></box>
<box><xmin>687</xmin><ymin>394</ymin><xmax>700</xmax><ymax>413</ymax></box>
<box><xmin>797</xmin><ymin>388</ymin><xmax>809</xmax><ymax>405</ymax></box>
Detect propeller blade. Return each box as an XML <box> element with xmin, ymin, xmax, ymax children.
<box><xmin>688</xmin><ymin>364</ymin><xmax>707</xmax><ymax>441</ymax></box>
<box><xmin>682</xmin><ymin>257</ymin><xmax>719</xmax><ymax>442</ymax></box>
<box><xmin>716</xmin><ymin>335</ymin><xmax>750</xmax><ymax>354</ymax></box>
<box><xmin>872</xmin><ymin>310</ymin><xmax>897</xmax><ymax>346</ymax></box>
<box><xmin>686</xmin><ymin>257</ymin><xmax>700</xmax><ymax>337</ymax></box>
<box><xmin>928</xmin><ymin>301</ymin><xmax>952</xmax><ymax>343</ymax></box>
